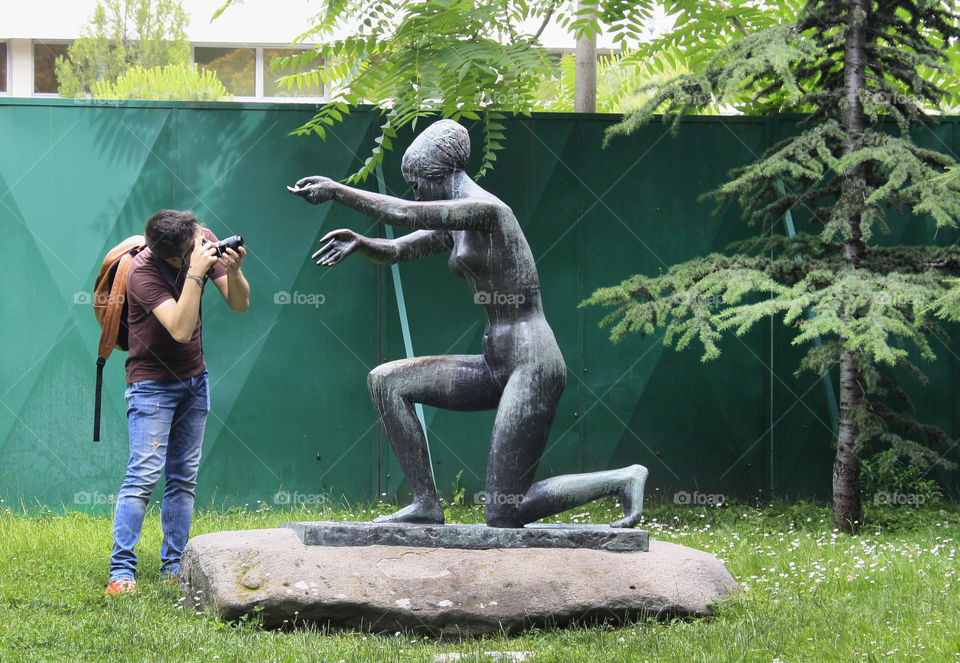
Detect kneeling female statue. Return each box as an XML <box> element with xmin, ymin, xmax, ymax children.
<box><xmin>289</xmin><ymin>120</ymin><xmax>647</xmax><ymax>528</ymax></box>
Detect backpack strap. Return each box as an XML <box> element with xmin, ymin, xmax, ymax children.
<box><xmin>94</xmin><ymin>251</ymin><xmax>136</xmax><ymax>442</ymax></box>
<box><xmin>97</xmin><ymin>252</ymin><xmax>135</xmax><ymax>361</ymax></box>
<box><xmin>94</xmin><ymin>358</ymin><xmax>106</xmax><ymax>442</ymax></box>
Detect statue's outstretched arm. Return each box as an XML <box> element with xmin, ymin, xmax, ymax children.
<box><xmin>288</xmin><ymin>176</ymin><xmax>499</xmax><ymax>231</ymax></box>
<box><xmin>314</xmin><ymin>228</ymin><xmax>453</xmax><ymax>267</ymax></box>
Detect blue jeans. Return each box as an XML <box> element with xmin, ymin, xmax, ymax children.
<box><xmin>109</xmin><ymin>371</ymin><xmax>209</xmax><ymax>581</ymax></box>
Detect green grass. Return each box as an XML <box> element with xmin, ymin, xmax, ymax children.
<box><xmin>1</xmin><ymin>497</ymin><xmax>959</xmax><ymax>662</ymax></box>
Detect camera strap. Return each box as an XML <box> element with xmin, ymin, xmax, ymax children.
<box><xmin>152</xmin><ymin>252</ymin><xmax>180</xmax><ymax>290</ymax></box>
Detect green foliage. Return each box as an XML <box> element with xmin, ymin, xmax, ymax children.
<box><xmin>578</xmin><ymin>0</ymin><xmax>806</xmax><ymax>67</ymax></box>
<box><xmin>211</xmin><ymin>0</ymin><xmax>801</xmax><ymax>181</ymax></box>
<box><xmin>580</xmin><ymin>0</ymin><xmax>812</xmax><ymax>116</ymax></box>
<box><xmin>55</xmin><ymin>0</ymin><xmax>190</xmax><ymax>98</ymax></box>
<box><xmin>207</xmin><ymin>0</ymin><xmax>960</xmax><ymax>182</ymax></box>
<box><xmin>450</xmin><ymin>469</ymin><xmax>466</xmax><ymax>507</ymax></box>
<box><xmin>90</xmin><ymin>64</ymin><xmax>232</xmax><ymax>101</ymax></box>
<box><xmin>934</xmin><ymin>291</ymin><xmax>960</xmax><ymax>323</ymax></box>
<box><xmin>862</xmin><ymin>449</ymin><xmax>944</xmax><ymax>504</ymax></box>
<box><xmin>587</xmin><ymin>1</ymin><xmax>960</xmax><ymax>497</ymax></box>
<box><xmin>537</xmin><ymin>47</ymin><xmax>718</xmax><ymax>114</ymax></box>
<box><xmin>261</xmin><ymin>0</ymin><xmax>561</xmax><ymax>183</ymax></box>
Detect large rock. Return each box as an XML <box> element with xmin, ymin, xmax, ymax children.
<box><xmin>180</xmin><ymin>527</ymin><xmax>738</xmax><ymax>636</ymax></box>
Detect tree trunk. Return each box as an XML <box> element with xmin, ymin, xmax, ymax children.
<box><xmin>574</xmin><ymin>0</ymin><xmax>597</xmax><ymax>113</ymax></box>
<box><xmin>834</xmin><ymin>349</ymin><xmax>864</xmax><ymax>532</ymax></box>
<box><xmin>842</xmin><ymin>0</ymin><xmax>867</xmax><ymax>267</ymax></box>
<box><xmin>834</xmin><ymin>0</ymin><xmax>869</xmax><ymax>534</ymax></box>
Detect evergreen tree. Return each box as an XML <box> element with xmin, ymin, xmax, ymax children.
<box><xmin>55</xmin><ymin>0</ymin><xmax>190</xmax><ymax>98</ymax></box>
<box><xmin>584</xmin><ymin>0</ymin><xmax>960</xmax><ymax>533</ymax></box>
<box><xmin>90</xmin><ymin>64</ymin><xmax>231</xmax><ymax>101</ymax></box>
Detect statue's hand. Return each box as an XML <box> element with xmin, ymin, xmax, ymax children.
<box><xmin>287</xmin><ymin>176</ymin><xmax>337</xmax><ymax>205</ymax></box>
<box><xmin>313</xmin><ymin>229</ymin><xmax>361</xmax><ymax>266</ymax></box>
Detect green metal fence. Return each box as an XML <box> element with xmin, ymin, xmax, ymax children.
<box><xmin>0</xmin><ymin>99</ymin><xmax>956</xmax><ymax>511</ymax></box>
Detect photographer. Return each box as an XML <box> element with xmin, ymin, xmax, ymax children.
<box><xmin>105</xmin><ymin>210</ymin><xmax>249</xmax><ymax>597</ymax></box>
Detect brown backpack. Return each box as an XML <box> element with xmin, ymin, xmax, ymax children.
<box><xmin>93</xmin><ymin>235</ymin><xmax>146</xmax><ymax>441</ymax></box>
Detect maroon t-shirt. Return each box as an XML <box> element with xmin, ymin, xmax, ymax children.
<box><xmin>125</xmin><ymin>229</ymin><xmax>228</xmax><ymax>384</ymax></box>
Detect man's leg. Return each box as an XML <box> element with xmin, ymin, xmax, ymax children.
<box><xmin>109</xmin><ymin>381</ymin><xmax>177</xmax><ymax>582</ymax></box>
<box><xmin>159</xmin><ymin>371</ymin><xmax>208</xmax><ymax>578</ymax></box>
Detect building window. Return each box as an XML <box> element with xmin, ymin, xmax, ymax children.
<box><xmin>195</xmin><ymin>46</ymin><xmax>255</xmax><ymax>97</ymax></box>
<box><xmin>262</xmin><ymin>48</ymin><xmax>323</xmax><ymax>98</ymax></box>
<box><xmin>0</xmin><ymin>42</ymin><xmax>7</xmax><ymax>94</ymax></box>
<box><xmin>34</xmin><ymin>41</ymin><xmax>70</xmax><ymax>94</ymax></box>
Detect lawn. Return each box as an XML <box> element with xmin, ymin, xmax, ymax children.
<box><xmin>1</xmin><ymin>497</ymin><xmax>957</xmax><ymax>662</ymax></box>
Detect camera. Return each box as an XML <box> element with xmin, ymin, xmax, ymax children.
<box><xmin>204</xmin><ymin>235</ymin><xmax>244</xmax><ymax>257</ymax></box>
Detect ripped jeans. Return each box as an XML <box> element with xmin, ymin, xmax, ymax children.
<box><xmin>109</xmin><ymin>371</ymin><xmax>209</xmax><ymax>581</ymax></box>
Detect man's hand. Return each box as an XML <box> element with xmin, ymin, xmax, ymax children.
<box><xmin>188</xmin><ymin>235</ymin><xmax>220</xmax><ymax>277</ymax></box>
<box><xmin>288</xmin><ymin>176</ymin><xmax>338</xmax><ymax>204</ymax></box>
<box><xmin>313</xmin><ymin>229</ymin><xmax>362</xmax><ymax>266</ymax></box>
<box><xmin>219</xmin><ymin>245</ymin><xmax>246</xmax><ymax>274</ymax></box>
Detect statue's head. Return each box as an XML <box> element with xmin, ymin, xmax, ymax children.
<box><xmin>401</xmin><ymin>120</ymin><xmax>470</xmax><ymax>200</ymax></box>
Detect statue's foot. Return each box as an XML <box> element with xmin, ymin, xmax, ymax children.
<box><xmin>611</xmin><ymin>464</ymin><xmax>649</xmax><ymax>528</ymax></box>
<box><xmin>373</xmin><ymin>500</ymin><xmax>444</xmax><ymax>525</ymax></box>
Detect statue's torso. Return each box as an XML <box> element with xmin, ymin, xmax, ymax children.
<box><xmin>443</xmin><ymin>204</ymin><xmax>563</xmax><ymax>373</ymax></box>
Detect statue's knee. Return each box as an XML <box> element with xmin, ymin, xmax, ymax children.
<box><xmin>367</xmin><ymin>365</ymin><xmax>393</xmax><ymax>398</ymax></box>
<box><xmin>629</xmin><ymin>464</ymin><xmax>649</xmax><ymax>480</ymax></box>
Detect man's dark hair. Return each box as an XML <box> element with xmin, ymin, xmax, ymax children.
<box><xmin>145</xmin><ymin>210</ymin><xmax>198</xmax><ymax>259</ymax></box>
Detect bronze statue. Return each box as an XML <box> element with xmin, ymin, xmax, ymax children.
<box><xmin>289</xmin><ymin>120</ymin><xmax>647</xmax><ymax>528</ymax></box>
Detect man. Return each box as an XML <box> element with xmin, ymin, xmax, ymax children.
<box><xmin>105</xmin><ymin>210</ymin><xmax>249</xmax><ymax>597</ymax></box>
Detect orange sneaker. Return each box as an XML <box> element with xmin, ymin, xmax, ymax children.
<box><xmin>104</xmin><ymin>578</ymin><xmax>138</xmax><ymax>597</ymax></box>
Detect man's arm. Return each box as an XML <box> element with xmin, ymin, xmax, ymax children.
<box><xmin>211</xmin><ymin>247</ymin><xmax>250</xmax><ymax>312</ymax></box>
<box><xmin>151</xmin><ymin>240</ymin><xmax>221</xmax><ymax>342</ymax></box>
<box><xmin>151</xmin><ymin>284</ymin><xmax>202</xmax><ymax>344</ymax></box>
